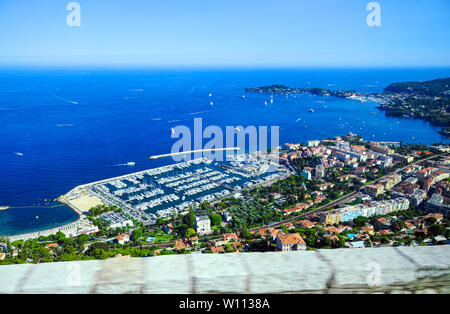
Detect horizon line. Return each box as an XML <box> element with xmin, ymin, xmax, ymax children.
<box><xmin>1</xmin><ymin>64</ymin><xmax>450</xmax><ymax>70</ymax></box>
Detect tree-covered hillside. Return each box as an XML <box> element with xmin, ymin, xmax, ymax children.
<box><xmin>384</xmin><ymin>77</ymin><xmax>450</xmax><ymax>97</ymax></box>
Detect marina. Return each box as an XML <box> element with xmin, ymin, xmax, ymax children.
<box><xmin>61</xmin><ymin>154</ymin><xmax>289</xmax><ymax>225</ymax></box>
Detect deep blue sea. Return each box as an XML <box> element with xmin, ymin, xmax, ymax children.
<box><xmin>1</xmin><ymin>67</ymin><xmax>449</xmax><ymax>236</ymax></box>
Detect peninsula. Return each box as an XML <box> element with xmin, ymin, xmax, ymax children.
<box><xmin>245</xmin><ymin>77</ymin><xmax>450</xmax><ymax>135</ymax></box>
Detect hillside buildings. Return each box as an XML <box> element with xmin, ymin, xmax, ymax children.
<box><xmin>319</xmin><ymin>198</ymin><xmax>410</xmax><ymax>225</ymax></box>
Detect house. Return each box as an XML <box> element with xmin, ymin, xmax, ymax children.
<box><xmin>222</xmin><ymin>210</ymin><xmax>232</xmax><ymax>222</ymax></box>
<box><xmin>189</xmin><ymin>236</ymin><xmax>199</xmax><ymax>246</ymax></box>
<box><xmin>195</xmin><ymin>216</ymin><xmax>212</xmax><ymax>236</ymax></box>
<box><xmin>297</xmin><ymin>220</ymin><xmax>316</xmax><ymax>228</ymax></box>
<box><xmin>375</xmin><ymin>218</ymin><xmax>391</xmax><ymax>230</ymax></box>
<box><xmin>424</xmin><ymin>213</ymin><xmax>444</xmax><ymax>223</ymax></box>
<box><xmin>175</xmin><ymin>239</ymin><xmax>189</xmax><ymax>251</ymax></box>
<box><xmin>223</xmin><ymin>233</ymin><xmax>239</xmax><ymax>242</ymax></box>
<box><xmin>254</xmin><ymin>227</ymin><xmax>279</xmax><ymax>240</ymax></box>
<box><xmin>276</xmin><ymin>233</ymin><xmax>306</xmax><ymax>252</ymax></box>
<box><xmin>424</xmin><ymin>194</ymin><xmax>450</xmax><ymax>216</ymax></box>
<box><xmin>211</xmin><ymin>246</ymin><xmax>225</xmax><ymax>254</ymax></box>
<box><xmin>316</xmin><ymin>182</ymin><xmax>334</xmax><ymax>191</ymax></box>
<box><xmin>360</xmin><ymin>225</ymin><xmax>374</xmax><ymax>235</ymax></box>
<box><xmin>285</xmin><ymin>223</ymin><xmax>295</xmax><ymax>229</ymax></box>
<box><xmin>324</xmin><ymin>226</ymin><xmax>341</xmax><ymax>234</ymax></box>
<box><xmin>284</xmin><ymin>203</ymin><xmax>310</xmax><ymax>215</ymax></box>
<box><xmin>404</xmin><ymin>222</ymin><xmax>416</xmax><ymax>231</ymax></box>
<box><xmin>365</xmin><ymin>184</ymin><xmax>385</xmax><ymax>196</ymax></box>
<box><xmin>115</xmin><ymin>233</ymin><xmax>130</xmax><ymax>245</ymax></box>
<box><xmin>433</xmin><ymin>235</ymin><xmax>447</xmax><ymax>244</ymax></box>
<box><xmin>377</xmin><ymin>230</ymin><xmax>391</xmax><ymax>236</ymax></box>
<box><xmin>347</xmin><ymin>241</ymin><xmax>365</xmax><ymax>248</ymax></box>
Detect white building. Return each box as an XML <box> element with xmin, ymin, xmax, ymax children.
<box><xmin>307</xmin><ymin>140</ymin><xmax>321</xmax><ymax>147</ymax></box>
<box><xmin>195</xmin><ymin>216</ymin><xmax>212</xmax><ymax>235</ymax></box>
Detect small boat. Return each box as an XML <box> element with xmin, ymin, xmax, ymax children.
<box><xmin>307</xmin><ymin>108</ymin><xmax>315</xmax><ymax>113</ymax></box>
<box><xmin>208</xmin><ymin>93</ymin><xmax>212</xmax><ymax>97</ymax></box>
<box><xmin>14</xmin><ymin>152</ymin><xmax>24</xmax><ymax>156</ymax></box>
<box><xmin>126</xmin><ymin>162</ymin><xmax>135</xmax><ymax>166</ymax></box>
<box><xmin>35</xmin><ymin>216</ymin><xmax>39</xmax><ymax>219</ymax></box>
<box><xmin>242</xmin><ymin>95</ymin><xmax>245</xmax><ymax>99</ymax></box>
<box><xmin>210</xmin><ymin>101</ymin><xmax>214</xmax><ymax>106</ymax></box>
<box><xmin>264</xmin><ymin>101</ymin><xmax>268</xmax><ymax>106</ymax></box>
<box><xmin>171</xmin><ymin>128</ymin><xmax>175</xmax><ymax>135</ymax></box>
<box><xmin>270</xmin><ymin>95</ymin><xmax>274</xmax><ymax>104</ymax></box>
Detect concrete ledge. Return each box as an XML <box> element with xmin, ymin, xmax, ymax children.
<box><xmin>0</xmin><ymin>246</ymin><xmax>449</xmax><ymax>294</ymax></box>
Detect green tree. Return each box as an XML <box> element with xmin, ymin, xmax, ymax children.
<box><xmin>132</xmin><ymin>229</ymin><xmax>143</xmax><ymax>241</ymax></box>
<box><xmin>210</xmin><ymin>214</ymin><xmax>222</xmax><ymax>227</ymax></box>
<box><xmin>185</xmin><ymin>228</ymin><xmax>197</xmax><ymax>238</ymax></box>
<box><xmin>77</xmin><ymin>234</ymin><xmax>89</xmax><ymax>246</ymax></box>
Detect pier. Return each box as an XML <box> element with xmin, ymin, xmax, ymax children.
<box><xmin>149</xmin><ymin>147</ymin><xmax>240</xmax><ymax>159</ymax></box>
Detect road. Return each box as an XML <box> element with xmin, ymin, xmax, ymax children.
<box><xmin>249</xmin><ymin>191</ymin><xmax>360</xmax><ymax>231</ymax></box>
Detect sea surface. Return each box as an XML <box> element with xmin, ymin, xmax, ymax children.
<box><xmin>1</xmin><ymin>67</ymin><xmax>449</xmax><ymax>236</ymax></box>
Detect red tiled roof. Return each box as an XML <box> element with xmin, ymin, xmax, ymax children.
<box><xmin>277</xmin><ymin>233</ymin><xmax>306</xmax><ymax>245</ymax></box>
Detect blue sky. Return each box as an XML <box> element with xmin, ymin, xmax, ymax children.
<box><xmin>0</xmin><ymin>0</ymin><xmax>449</xmax><ymax>67</ymax></box>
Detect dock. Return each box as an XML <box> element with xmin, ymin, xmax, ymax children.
<box><xmin>149</xmin><ymin>147</ymin><xmax>240</xmax><ymax>159</ymax></box>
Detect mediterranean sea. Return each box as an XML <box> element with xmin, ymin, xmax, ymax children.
<box><xmin>1</xmin><ymin>67</ymin><xmax>449</xmax><ymax>236</ymax></box>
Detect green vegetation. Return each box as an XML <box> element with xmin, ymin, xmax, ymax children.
<box><xmin>226</xmin><ymin>200</ymin><xmax>283</xmax><ymax>231</ymax></box>
<box><xmin>384</xmin><ymin>77</ymin><xmax>450</xmax><ymax>97</ymax></box>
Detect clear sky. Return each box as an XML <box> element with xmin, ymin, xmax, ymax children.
<box><xmin>0</xmin><ymin>0</ymin><xmax>449</xmax><ymax>67</ymax></box>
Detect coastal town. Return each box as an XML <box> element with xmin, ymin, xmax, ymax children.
<box><xmin>1</xmin><ymin>133</ymin><xmax>449</xmax><ymax>264</ymax></box>
<box><xmin>245</xmin><ymin>77</ymin><xmax>450</xmax><ymax>136</ymax></box>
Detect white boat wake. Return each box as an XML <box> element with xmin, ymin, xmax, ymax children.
<box><xmin>190</xmin><ymin>110</ymin><xmax>211</xmax><ymax>115</ymax></box>
<box><xmin>115</xmin><ymin>162</ymin><xmax>136</xmax><ymax>167</ymax></box>
<box><xmin>53</xmin><ymin>94</ymin><xmax>78</xmax><ymax>105</ymax></box>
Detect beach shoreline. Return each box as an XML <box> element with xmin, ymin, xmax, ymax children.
<box><xmin>3</xmin><ymin>201</ymin><xmax>83</xmax><ymax>242</ymax></box>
